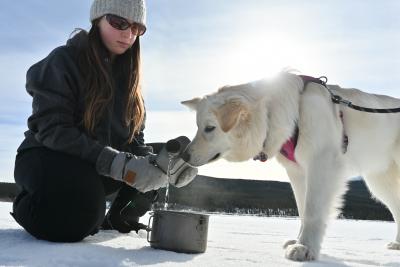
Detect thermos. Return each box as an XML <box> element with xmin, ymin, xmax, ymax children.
<box><xmin>154</xmin><ymin>136</ymin><xmax>191</xmax><ymax>179</ymax></box>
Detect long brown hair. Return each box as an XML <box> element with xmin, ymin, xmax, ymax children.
<box><xmin>78</xmin><ymin>19</ymin><xmax>145</xmax><ymax>143</ymax></box>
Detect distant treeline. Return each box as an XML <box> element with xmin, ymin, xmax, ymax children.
<box><xmin>0</xmin><ymin>176</ymin><xmax>393</xmax><ymax>221</ymax></box>
<box><xmin>155</xmin><ymin>176</ymin><xmax>393</xmax><ymax>221</ymax></box>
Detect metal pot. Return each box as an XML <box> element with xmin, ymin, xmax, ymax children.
<box><xmin>147</xmin><ymin>210</ymin><xmax>209</xmax><ymax>253</ymax></box>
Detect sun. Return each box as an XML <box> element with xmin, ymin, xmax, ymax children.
<box><xmin>220</xmin><ymin>32</ymin><xmax>315</xmax><ymax>85</ymax></box>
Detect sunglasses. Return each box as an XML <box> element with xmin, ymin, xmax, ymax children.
<box><xmin>105</xmin><ymin>14</ymin><xmax>146</xmax><ymax>36</ymax></box>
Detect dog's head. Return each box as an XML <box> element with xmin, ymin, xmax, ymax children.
<box><xmin>181</xmin><ymin>85</ymin><xmax>266</xmax><ymax>167</ymax></box>
<box><xmin>181</xmin><ymin>73</ymin><xmax>303</xmax><ymax>167</ymax></box>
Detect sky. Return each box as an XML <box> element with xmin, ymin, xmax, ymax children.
<box><xmin>0</xmin><ymin>202</ymin><xmax>399</xmax><ymax>266</ymax></box>
<box><xmin>0</xmin><ymin>1</ymin><xmax>399</xmax><ymax>182</ymax></box>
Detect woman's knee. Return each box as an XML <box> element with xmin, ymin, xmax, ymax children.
<box><xmin>42</xmin><ymin>197</ymin><xmax>106</xmax><ymax>242</ymax></box>
<box><xmin>13</xmin><ymin>189</ymin><xmax>106</xmax><ymax>242</ymax></box>
<box><xmin>13</xmin><ymin>148</ymin><xmax>108</xmax><ymax>242</ymax></box>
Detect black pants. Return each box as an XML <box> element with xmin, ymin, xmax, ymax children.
<box><xmin>12</xmin><ymin>146</ymin><xmax>159</xmax><ymax>242</ymax></box>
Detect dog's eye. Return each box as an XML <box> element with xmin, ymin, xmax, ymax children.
<box><xmin>204</xmin><ymin>126</ymin><xmax>216</xmax><ymax>133</ymax></box>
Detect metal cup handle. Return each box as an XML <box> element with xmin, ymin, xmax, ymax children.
<box><xmin>147</xmin><ymin>214</ymin><xmax>154</xmax><ymax>243</ymax></box>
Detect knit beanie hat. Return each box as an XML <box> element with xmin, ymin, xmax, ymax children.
<box><xmin>90</xmin><ymin>0</ymin><xmax>146</xmax><ymax>28</ymax></box>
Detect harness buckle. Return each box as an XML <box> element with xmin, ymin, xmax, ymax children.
<box><xmin>318</xmin><ymin>76</ymin><xmax>328</xmax><ymax>85</ymax></box>
<box><xmin>331</xmin><ymin>95</ymin><xmax>342</xmax><ymax>104</ymax></box>
<box><xmin>331</xmin><ymin>95</ymin><xmax>351</xmax><ymax>106</ymax></box>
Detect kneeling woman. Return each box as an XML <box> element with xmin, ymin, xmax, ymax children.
<box><xmin>12</xmin><ymin>0</ymin><xmax>197</xmax><ymax>242</ymax></box>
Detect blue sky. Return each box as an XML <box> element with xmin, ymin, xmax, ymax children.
<box><xmin>0</xmin><ymin>1</ymin><xmax>399</xmax><ymax>181</ymax></box>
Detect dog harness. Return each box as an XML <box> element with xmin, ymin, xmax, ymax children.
<box><xmin>254</xmin><ymin>75</ymin><xmax>349</xmax><ymax>164</ymax></box>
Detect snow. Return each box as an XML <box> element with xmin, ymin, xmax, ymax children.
<box><xmin>0</xmin><ymin>202</ymin><xmax>399</xmax><ymax>267</ymax></box>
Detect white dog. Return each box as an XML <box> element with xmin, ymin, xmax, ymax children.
<box><xmin>181</xmin><ymin>72</ymin><xmax>400</xmax><ymax>261</ymax></box>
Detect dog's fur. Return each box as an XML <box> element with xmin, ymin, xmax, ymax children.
<box><xmin>182</xmin><ymin>72</ymin><xmax>400</xmax><ymax>261</ymax></box>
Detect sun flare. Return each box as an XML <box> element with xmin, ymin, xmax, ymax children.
<box><xmin>221</xmin><ymin>32</ymin><xmax>316</xmax><ymax>85</ymax></box>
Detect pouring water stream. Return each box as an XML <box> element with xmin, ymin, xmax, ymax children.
<box><xmin>163</xmin><ymin>153</ymin><xmax>175</xmax><ymax>210</ymax></box>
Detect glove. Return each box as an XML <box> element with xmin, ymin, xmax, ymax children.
<box><xmin>109</xmin><ymin>152</ymin><xmax>169</xmax><ymax>193</ymax></box>
<box><xmin>168</xmin><ymin>164</ymin><xmax>198</xmax><ymax>188</ymax></box>
<box><xmin>101</xmin><ymin>186</ymin><xmax>157</xmax><ymax>233</ymax></box>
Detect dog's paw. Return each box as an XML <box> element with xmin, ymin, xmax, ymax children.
<box><xmin>282</xmin><ymin>239</ymin><xmax>297</xmax><ymax>249</ymax></box>
<box><xmin>387</xmin><ymin>241</ymin><xmax>400</xmax><ymax>250</ymax></box>
<box><xmin>285</xmin><ymin>243</ymin><xmax>316</xmax><ymax>261</ymax></box>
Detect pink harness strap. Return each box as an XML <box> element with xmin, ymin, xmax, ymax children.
<box><xmin>280</xmin><ymin>137</ymin><xmax>297</xmax><ymax>162</ymax></box>
<box><xmin>253</xmin><ymin>128</ymin><xmax>299</xmax><ymax>163</ymax></box>
<box><xmin>279</xmin><ymin>127</ymin><xmax>299</xmax><ymax>163</ymax></box>
<box><xmin>278</xmin><ymin>111</ymin><xmax>348</xmax><ymax>163</ymax></box>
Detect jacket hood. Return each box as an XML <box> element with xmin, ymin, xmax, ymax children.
<box><xmin>67</xmin><ymin>30</ymin><xmax>113</xmax><ymax>64</ymax></box>
<box><xmin>66</xmin><ymin>30</ymin><xmax>89</xmax><ymax>50</ymax></box>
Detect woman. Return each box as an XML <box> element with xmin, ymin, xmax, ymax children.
<box><xmin>12</xmin><ymin>0</ymin><xmax>197</xmax><ymax>242</ymax></box>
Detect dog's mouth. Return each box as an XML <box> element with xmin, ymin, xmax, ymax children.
<box><xmin>208</xmin><ymin>153</ymin><xmax>221</xmax><ymax>163</ymax></box>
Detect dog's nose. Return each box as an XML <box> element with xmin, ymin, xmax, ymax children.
<box><xmin>181</xmin><ymin>150</ymin><xmax>191</xmax><ymax>162</ymax></box>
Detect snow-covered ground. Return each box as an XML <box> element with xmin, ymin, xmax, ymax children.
<box><xmin>0</xmin><ymin>202</ymin><xmax>398</xmax><ymax>267</ymax></box>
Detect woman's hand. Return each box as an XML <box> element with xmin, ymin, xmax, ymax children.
<box><xmin>109</xmin><ymin>152</ymin><xmax>169</xmax><ymax>193</ymax></box>
<box><xmin>97</xmin><ymin>146</ymin><xmax>198</xmax><ymax>192</ymax></box>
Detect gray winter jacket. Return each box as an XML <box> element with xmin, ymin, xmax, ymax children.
<box><xmin>17</xmin><ymin>31</ymin><xmax>147</xmax><ymax>172</ymax></box>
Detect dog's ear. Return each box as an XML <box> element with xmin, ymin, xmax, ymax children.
<box><xmin>181</xmin><ymin>98</ymin><xmax>201</xmax><ymax>110</ymax></box>
<box><xmin>214</xmin><ymin>98</ymin><xmax>248</xmax><ymax>132</ymax></box>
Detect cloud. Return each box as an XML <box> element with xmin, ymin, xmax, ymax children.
<box><xmin>0</xmin><ymin>52</ymin><xmax>46</xmax><ymax>126</ymax></box>
<box><xmin>0</xmin><ymin>125</ymin><xmax>26</xmax><ymax>183</ymax></box>
<box><xmin>0</xmin><ymin>1</ymin><xmax>90</xmax><ymax>52</ymax></box>
<box><xmin>142</xmin><ymin>0</ymin><xmax>400</xmax><ymax>104</ymax></box>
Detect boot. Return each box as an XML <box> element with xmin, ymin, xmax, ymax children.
<box><xmin>101</xmin><ymin>184</ymin><xmax>158</xmax><ymax>233</ymax></box>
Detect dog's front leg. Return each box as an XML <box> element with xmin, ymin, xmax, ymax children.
<box><xmin>284</xmin><ymin>150</ymin><xmax>346</xmax><ymax>261</ymax></box>
<box><xmin>281</xmin><ymin>162</ymin><xmax>306</xmax><ymax>249</ymax></box>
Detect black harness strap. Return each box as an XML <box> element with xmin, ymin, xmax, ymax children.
<box><xmin>299</xmin><ymin>75</ymin><xmax>400</xmax><ymax>113</ymax></box>
<box><xmin>330</xmin><ymin>95</ymin><xmax>400</xmax><ymax>113</ymax></box>
<box><xmin>299</xmin><ymin>75</ymin><xmax>349</xmax><ymax>154</ymax></box>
